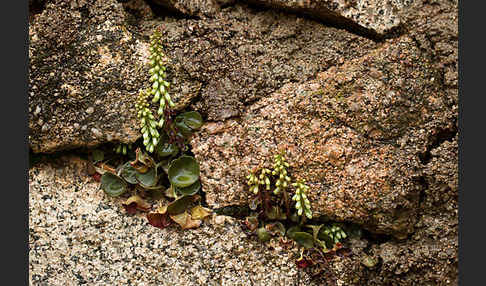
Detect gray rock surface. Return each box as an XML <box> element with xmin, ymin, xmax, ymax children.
<box><xmin>29</xmin><ymin>156</ymin><xmax>312</xmax><ymax>285</ymax></box>
<box><xmin>244</xmin><ymin>0</ymin><xmax>412</xmax><ymax>36</ymax></box>
<box><xmin>151</xmin><ymin>0</ymin><xmax>221</xmax><ymax>16</ymax></box>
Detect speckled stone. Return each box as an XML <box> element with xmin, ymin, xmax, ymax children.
<box><xmin>191</xmin><ymin>35</ymin><xmax>456</xmax><ymax>238</ymax></box>
<box><xmin>245</xmin><ymin>0</ymin><xmax>413</xmax><ymax>36</ymax></box>
<box><xmin>29</xmin><ymin>156</ymin><xmax>313</xmax><ymax>285</ymax></box>
<box><xmin>29</xmin><ymin>0</ymin><xmax>377</xmax><ymax>153</ymax></box>
<box><xmin>151</xmin><ymin>0</ymin><xmax>221</xmax><ymax>17</ymax></box>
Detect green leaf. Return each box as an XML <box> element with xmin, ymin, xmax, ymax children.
<box><xmin>305</xmin><ymin>224</ymin><xmax>324</xmax><ymax>241</ymax></box>
<box><xmin>181</xmin><ymin>111</ymin><xmax>203</xmax><ymax>130</ymax></box>
<box><xmin>175</xmin><ymin>120</ymin><xmax>194</xmax><ymax>138</ymax></box>
<box><xmin>256</xmin><ymin>227</ymin><xmax>271</xmax><ymax>242</ymax></box>
<box><xmin>176</xmin><ymin>180</ymin><xmax>201</xmax><ymax>196</ymax></box>
<box><xmin>136</xmin><ymin>167</ymin><xmax>157</xmax><ymax>187</ymax></box>
<box><xmin>100</xmin><ymin>172</ymin><xmax>127</xmax><ymax>197</ymax></box>
<box><xmin>119</xmin><ymin>162</ymin><xmax>138</xmax><ymax>184</ymax></box>
<box><xmin>286</xmin><ymin>225</ymin><xmax>301</xmax><ymax>240</ymax></box>
<box><xmin>92</xmin><ymin>149</ymin><xmax>104</xmax><ymax>162</ymax></box>
<box><xmin>168</xmin><ymin>155</ymin><xmax>200</xmax><ymax>188</ymax></box>
<box><xmin>293</xmin><ymin>232</ymin><xmax>315</xmax><ymax>249</ymax></box>
<box><xmin>167</xmin><ymin>195</ymin><xmax>195</xmax><ymax>215</ymax></box>
<box><xmin>155</xmin><ymin>133</ymin><xmax>179</xmax><ymax>157</ymax></box>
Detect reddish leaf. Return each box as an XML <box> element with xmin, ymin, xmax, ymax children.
<box><xmin>336</xmin><ymin>247</ymin><xmax>352</xmax><ymax>257</ymax></box>
<box><xmin>122</xmin><ymin>195</ymin><xmax>151</xmax><ymax>214</ymax></box>
<box><xmin>296</xmin><ymin>257</ymin><xmax>313</xmax><ymax>269</ymax></box>
<box><xmin>147</xmin><ymin>212</ymin><xmax>171</xmax><ymax>229</ymax></box>
<box><xmin>92</xmin><ymin>173</ymin><xmax>101</xmax><ymax>182</ymax></box>
<box><xmin>123</xmin><ymin>202</ymin><xmax>138</xmax><ymax>215</ymax></box>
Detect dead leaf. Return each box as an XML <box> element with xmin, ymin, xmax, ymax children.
<box><xmin>122</xmin><ymin>195</ymin><xmax>151</xmax><ymax>214</ymax></box>
<box><xmin>147</xmin><ymin>212</ymin><xmax>171</xmax><ymax>229</ymax></box>
<box><xmin>170</xmin><ymin>211</ymin><xmax>202</xmax><ymax>229</ymax></box>
<box><xmin>190</xmin><ymin>205</ymin><xmax>212</xmax><ymax>220</ymax></box>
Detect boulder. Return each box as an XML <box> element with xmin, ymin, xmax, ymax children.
<box><xmin>29</xmin><ymin>0</ymin><xmax>376</xmax><ymax>152</ymax></box>
<box><xmin>244</xmin><ymin>0</ymin><xmax>412</xmax><ymax>36</ymax></box>
<box><xmin>191</xmin><ymin>35</ymin><xmax>451</xmax><ymax>238</ymax></box>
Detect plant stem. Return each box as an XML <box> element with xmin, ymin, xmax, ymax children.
<box><xmin>283</xmin><ymin>189</ymin><xmax>290</xmax><ymax>217</ymax></box>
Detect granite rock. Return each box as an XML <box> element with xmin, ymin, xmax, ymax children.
<box><xmin>191</xmin><ymin>35</ymin><xmax>451</xmax><ymax>238</ymax></box>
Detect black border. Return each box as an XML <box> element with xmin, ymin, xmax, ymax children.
<box><xmin>2</xmin><ymin>0</ymin><xmax>29</xmax><ymax>284</ymax></box>
<box><xmin>459</xmin><ymin>1</ymin><xmax>485</xmax><ymax>285</ymax></box>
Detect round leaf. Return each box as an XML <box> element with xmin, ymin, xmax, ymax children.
<box><xmin>168</xmin><ymin>156</ymin><xmax>200</xmax><ymax>188</ymax></box>
<box><xmin>100</xmin><ymin>172</ymin><xmax>127</xmax><ymax>197</ymax></box>
<box><xmin>181</xmin><ymin>111</ymin><xmax>203</xmax><ymax>130</ymax></box>
<box><xmin>119</xmin><ymin>162</ymin><xmax>138</xmax><ymax>184</ymax></box>
<box><xmin>256</xmin><ymin>227</ymin><xmax>271</xmax><ymax>242</ymax></box>
<box><xmin>286</xmin><ymin>225</ymin><xmax>301</xmax><ymax>240</ymax></box>
<box><xmin>175</xmin><ymin>119</ymin><xmax>194</xmax><ymax>138</ymax></box>
<box><xmin>136</xmin><ymin>167</ymin><xmax>157</xmax><ymax>187</ymax></box>
<box><xmin>156</xmin><ymin>141</ymin><xmax>179</xmax><ymax>157</ymax></box>
<box><xmin>176</xmin><ymin>180</ymin><xmax>201</xmax><ymax>196</ymax></box>
<box><xmin>293</xmin><ymin>232</ymin><xmax>315</xmax><ymax>249</ymax></box>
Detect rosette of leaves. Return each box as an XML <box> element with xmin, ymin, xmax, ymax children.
<box><xmin>292</xmin><ymin>180</ymin><xmax>312</xmax><ymax>220</ymax></box>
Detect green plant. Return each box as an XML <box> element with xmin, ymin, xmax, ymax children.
<box><xmin>113</xmin><ymin>143</ymin><xmax>132</xmax><ymax>155</ymax></box>
<box><xmin>239</xmin><ymin>151</ymin><xmax>349</xmax><ymax>279</ymax></box>
<box><xmin>292</xmin><ymin>179</ymin><xmax>312</xmax><ymax>220</ymax></box>
<box><xmin>95</xmin><ymin>29</ymin><xmax>208</xmax><ymax>230</ymax></box>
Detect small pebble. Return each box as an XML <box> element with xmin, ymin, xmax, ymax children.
<box><xmin>86</xmin><ymin>107</ymin><xmax>94</xmax><ymax>114</ymax></box>
<box><xmin>91</xmin><ymin>128</ymin><xmax>103</xmax><ymax>138</ymax></box>
<box><xmin>214</xmin><ymin>215</ymin><xmax>226</xmax><ymax>225</ymax></box>
<box><xmin>34</xmin><ymin>106</ymin><xmax>41</xmax><ymax>116</ymax></box>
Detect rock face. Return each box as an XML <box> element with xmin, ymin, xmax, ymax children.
<box><xmin>29</xmin><ymin>156</ymin><xmax>311</xmax><ymax>285</ymax></box>
<box><xmin>28</xmin><ymin>0</ymin><xmax>458</xmax><ymax>284</ymax></box>
<box><xmin>29</xmin><ymin>0</ymin><xmax>145</xmax><ymax>153</ymax></box>
<box><xmin>29</xmin><ymin>0</ymin><xmax>376</xmax><ymax>153</ymax></box>
<box><xmin>191</xmin><ymin>35</ymin><xmax>450</xmax><ymax>238</ymax></box>
<box><xmin>245</xmin><ymin>0</ymin><xmax>412</xmax><ymax>36</ymax></box>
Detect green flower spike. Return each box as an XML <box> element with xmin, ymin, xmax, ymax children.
<box><xmin>246</xmin><ymin>168</ymin><xmax>271</xmax><ymax>194</ymax></box>
<box><xmin>149</xmin><ymin>30</ymin><xmax>175</xmax><ymax>128</ymax></box>
<box><xmin>246</xmin><ymin>172</ymin><xmax>259</xmax><ymax>194</ymax></box>
<box><xmin>135</xmin><ymin>89</ymin><xmax>160</xmax><ymax>153</ymax></box>
<box><xmin>272</xmin><ymin>152</ymin><xmax>291</xmax><ymax>195</ymax></box>
<box><xmin>114</xmin><ymin>143</ymin><xmax>132</xmax><ymax>155</ymax></box>
<box><xmin>322</xmin><ymin>224</ymin><xmax>347</xmax><ymax>244</ymax></box>
<box><xmin>292</xmin><ymin>179</ymin><xmax>312</xmax><ymax>219</ymax></box>
<box><xmin>259</xmin><ymin>168</ymin><xmax>272</xmax><ymax>192</ymax></box>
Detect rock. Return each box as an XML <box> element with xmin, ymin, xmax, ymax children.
<box><xmin>29</xmin><ymin>1</ymin><xmax>376</xmax><ymax>152</ymax></box>
<box><xmin>141</xmin><ymin>3</ymin><xmax>377</xmax><ymax>121</ymax></box>
<box><xmin>245</xmin><ymin>0</ymin><xmax>413</xmax><ymax>36</ymax></box>
<box><xmin>29</xmin><ymin>156</ymin><xmax>313</xmax><ymax>285</ymax></box>
<box><xmin>151</xmin><ymin>0</ymin><xmax>221</xmax><ymax>17</ymax></box>
<box><xmin>191</xmin><ymin>35</ymin><xmax>450</xmax><ymax>237</ymax></box>
<box><xmin>29</xmin><ymin>0</ymin><xmax>145</xmax><ymax>153</ymax></box>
